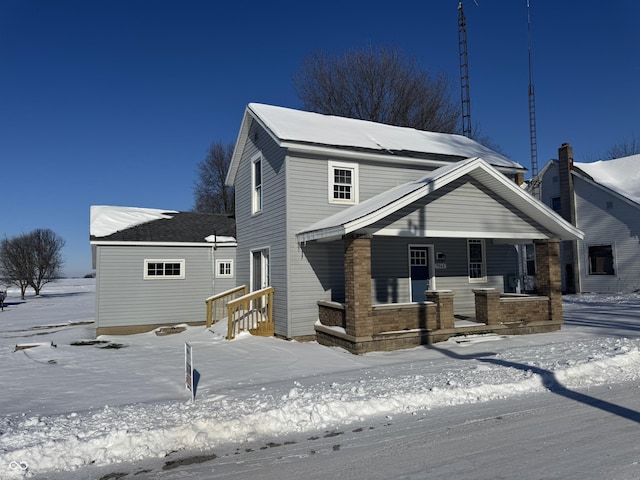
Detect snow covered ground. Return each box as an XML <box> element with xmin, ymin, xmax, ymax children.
<box><xmin>1</xmin><ymin>278</ymin><xmax>639</xmax><ymax>479</ymax></box>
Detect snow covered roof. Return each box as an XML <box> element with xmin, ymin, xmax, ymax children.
<box><xmin>227</xmin><ymin>103</ymin><xmax>524</xmax><ymax>185</ymax></box>
<box><xmin>90</xmin><ymin>206</ymin><xmax>236</xmax><ymax>244</ymax></box>
<box><xmin>90</xmin><ymin>206</ymin><xmax>177</xmax><ymax>238</ymax></box>
<box><xmin>297</xmin><ymin>157</ymin><xmax>583</xmax><ymax>243</ymax></box>
<box><xmin>573</xmin><ymin>154</ymin><xmax>640</xmax><ymax>205</ymax></box>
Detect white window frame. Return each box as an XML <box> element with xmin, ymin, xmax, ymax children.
<box><xmin>467</xmin><ymin>239</ymin><xmax>487</xmax><ymax>283</ymax></box>
<box><xmin>252</xmin><ymin>153</ymin><xmax>263</xmax><ymax>214</ymax></box>
<box><xmin>328</xmin><ymin>161</ymin><xmax>359</xmax><ymax>204</ymax></box>
<box><xmin>144</xmin><ymin>259</ymin><xmax>185</xmax><ymax>280</ymax></box>
<box><xmin>215</xmin><ymin>259</ymin><xmax>234</xmax><ymax>278</ymax></box>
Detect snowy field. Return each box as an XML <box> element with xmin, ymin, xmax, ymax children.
<box><xmin>1</xmin><ymin>278</ymin><xmax>640</xmax><ymax>479</ymax></box>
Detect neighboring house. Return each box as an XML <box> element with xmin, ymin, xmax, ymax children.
<box><xmin>226</xmin><ymin>103</ymin><xmax>583</xmax><ymax>353</ymax></box>
<box><xmin>90</xmin><ymin>206</ymin><xmax>236</xmax><ymax>335</ymax></box>
<box><xmin>534</xmin><ymin>143</ymin><xmax>640</xmax><ymax>294</ymax></box>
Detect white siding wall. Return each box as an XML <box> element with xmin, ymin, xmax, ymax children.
<box><xmin>574</xmin><ymin>176</ymin><xmax>640</xmax><ymax>293</ymax></box>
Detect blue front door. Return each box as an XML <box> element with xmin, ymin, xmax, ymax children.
<box><xmin>410</xmin><ymin>246</ymin><xmax>430</xmax><ymax>302</ymax></box>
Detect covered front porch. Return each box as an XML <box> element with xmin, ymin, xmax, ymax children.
<box><xmin>297</xmin><ymin>158</ymin><xmax>583</xmax><ymax>354</ymax></box>
<box><xmin>314</xmin><ymin>235</ymin><xmax>563</xmax><ymax>354</ymax></box>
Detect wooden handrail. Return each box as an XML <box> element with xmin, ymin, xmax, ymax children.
<box><xmin>226</xmin><ymin>286</ymin><xmax>275</xmax><ymax>339</ymax></box>
<box><xmin>205</xmin><ymin>285</ymin><xmax>248</xmax><ymax>328</ymax></box>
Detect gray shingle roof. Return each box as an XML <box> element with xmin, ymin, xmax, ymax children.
<box><xmin>91</xmin><ymin>212</ymin><xmax>236</xmax><ymax>243</ymax></box>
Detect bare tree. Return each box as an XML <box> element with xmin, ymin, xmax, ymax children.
<box><xmin>293</xmin><ymin>46</ymin><xmax>460</xmax><ymax>133</ymax></box>
<box><xmin>29</xmin><ymin>228</ymin><xmax>65</xmax><ymax>295</ymax></box>
<box><xmin>194</xmin><ymin>141</ymin><xmax>235</xmax><ymax>214</ymax></box>
<box><xmin>0</xmin><ymin>229</ymin><xmax>64</xmax><ymax>299</ymax></box>
<box><xmin>605</xmin><ymin>134</ymin><xmax>640</xmax><ymax>159</ymax></box>
<box><xmin>0</xmin><ymin>234</ymin><xmax>33</xmax><ymax>299</ymax></box>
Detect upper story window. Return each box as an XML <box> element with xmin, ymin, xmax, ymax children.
<box><xmin>328</xmin><ymin>161</ymin><xmax>359</xmax><ymax>204</ymax></box>
<box><xmin>144</xmin><ymin>259</ymin><xmax>185</xmax><ymax>279</ymax></box>
<box><xmin>588</xmin><ymin>245</ymin><xmax>615</xmax><ymax>275</ymax></box>
<box><xmin>467</xmin><ymin>239</ymin><xmax>486</xmax><ymax>282</ymax></box>
<box><xmin>551</xmin><ymin>197</ymin><xmax>561</xmax><ymax>213</ymax></box>
<box><xmin>252</xmin><ymin>153</ymin><xmax>263</xmax><ymax>213</ymax></box>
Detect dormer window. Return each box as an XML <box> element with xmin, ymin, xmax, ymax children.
<box><xmin>329</xmin><ymin>161</ymin><xmax>359</xmax><ymax>204</ymax></box>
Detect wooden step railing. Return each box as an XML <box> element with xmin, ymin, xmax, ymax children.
<box><xmin>226</xmin><ymin>286</ymin><xmax>275</xmax><ymax>340</ymax></box>
<box><xmin>205</xmin><ymin>285</ymin><xmax>248</xmax><ymax>328</ymax></box>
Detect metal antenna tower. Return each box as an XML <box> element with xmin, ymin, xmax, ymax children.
<box><xmin>458</xmin><ymin>1</ymin><xmax>472</xmax><ymax>138</ymax></box>
<box><xmin>527</xmin><ymin>0</ymin><xmax>540</xmax><ymax>197</ymax></box>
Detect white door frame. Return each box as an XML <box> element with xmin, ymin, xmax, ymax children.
<box><xmin>250</xmin><ymin>247</ymin><xmax>270</xmax><ymax>292</ymax></box>
<box><xmin>408</xmin><ymin>244</ymin><xmax>435</xmax><ymax>302</ymax></box>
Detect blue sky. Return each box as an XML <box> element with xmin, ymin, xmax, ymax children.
<box><xmin>1</xmin><ymin>1</ymin><xmax>638</xmax><ymax>277</ymax></box>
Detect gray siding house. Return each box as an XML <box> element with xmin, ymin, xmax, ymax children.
<box><xmin>90</xmin><ymin>206</ymin><xmax>236</xmax><ymax>335</ymax></box>
<box><xmin>226</xmin><ymin>104</ymin><xmax>584</xmax><ymax>353</ymax></box>
<box><xmin>535</xmin><ymin>144</ymin><xmax>640</xmax><ymax>294</ymax></box>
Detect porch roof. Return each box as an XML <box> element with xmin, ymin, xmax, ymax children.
<box><xmin>297</xmin><ymin>157</ymin><xmax>584</xmax><ymax>243</ymax></box>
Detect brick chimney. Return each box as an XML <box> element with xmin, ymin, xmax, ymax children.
<box><xmin>557</xmin><ymin>143</ymin><xmax>576</xmax><ymax>225</ymax></box>
<box><xmin>557</xmin><ymin>142</ymin><xmax>579</xmax><ymax>293</ymax></box>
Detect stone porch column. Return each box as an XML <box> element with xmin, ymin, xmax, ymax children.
<box><xmin>344</xmin><ymin>234</ymin><xmax>373</xmax><ymax>337</ymax></box>
<box><xmin>534</xmin><ymin>239</ymin><xmax>562</xmax><ymax>322</ymax></box>
<box><xmin>425</xmin><ymin>290</ymin><xmax>455</xmax><ymax>329</ymax></box>
<box><xmin>473</xmin><ymin>288</ymin><xmax>502</xmax><ymax>325</ymax></box>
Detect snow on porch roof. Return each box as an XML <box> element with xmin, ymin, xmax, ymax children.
<box><xmin>297</xmin><ymin>157</ymin><xmax>584</xmax><ymax>244</ymax></box>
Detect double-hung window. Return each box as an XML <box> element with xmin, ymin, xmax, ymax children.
<box><xmin>467</xmin><ymin>239</ymin><xmax>486</xmax><ymax>282</ymax></box>
<box><xmin>252</xmin><ymin>154</ymin><xmax>263</xmax><ymax>213</ymax></box>
<box><xmin>144</xmin><ymin>259</ymin><xmax>185</xmax><ymax>279</ymax></box>
<box><xmin>328</xmin><ymin>161</ymin><xmax>358</xmax><ymax>204</ymax></box>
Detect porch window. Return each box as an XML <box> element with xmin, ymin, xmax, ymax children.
<box><xmin>525</xmin><ymin>243</ymin><xmax>536</xmax><ymax>275</ymax></box>
<box><xmin>252</xmin><ymin>154</ymin><xmax>263</xmax><ymax>213</ymax></box>
<box><xmin>144</xmin><ymin>259</ymin><xmax>185</xmax><ymax>279</ymax></box>
<box><xmin>588</xmin><ymin>245</ymin><xmax>615</xmax><ymax>275</ymax></box>
<box><xmin>215</xmin><ymin>259</ymin><xmax>234</xmax><ymax>278</ymax></box>
<box><xmin>328</xmin><ymin>161</ymin><xmax>358</xmax><ymax>204</ymax></box>
<box><xmin>467</xmin><ymin>239</ymin><xmax>486</xmax><ymax>282</ymax></box>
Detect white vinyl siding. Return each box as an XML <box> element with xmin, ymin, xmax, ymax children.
<box><xmin>574</xmin><ymin>175</ymin><xmax>639</xmax><ymax>293</ymax></box>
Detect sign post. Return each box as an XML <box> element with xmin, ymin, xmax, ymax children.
<box><xmin>185</xmin><ymin>342</ymin><xmax>194</xmax><ymax>401</ymax></box>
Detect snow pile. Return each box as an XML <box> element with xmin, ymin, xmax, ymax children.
<box><xmin>1</xmin><ymin>280</ymin><xmax>639</xmax><ymax>477</ymax></box>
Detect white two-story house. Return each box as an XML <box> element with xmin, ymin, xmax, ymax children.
<box><xmin>535</xmin><ymin>143</ymin><xmax>639</xmax><ymax>294</ymax></box>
